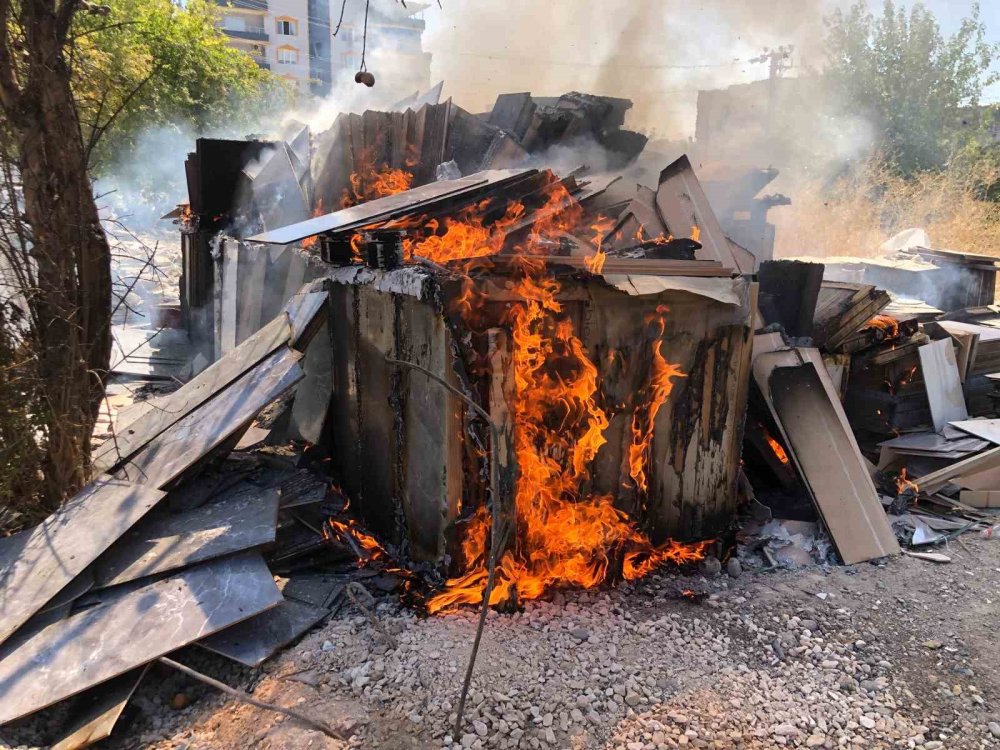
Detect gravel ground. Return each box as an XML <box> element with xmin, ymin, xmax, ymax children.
<box><xmin>5</xmin><ymin>534</ymin><xmax>992</xmax><ymax>750</ymax></box>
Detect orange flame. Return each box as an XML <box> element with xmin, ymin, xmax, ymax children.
<box><xmin>691</xmin><ymin>225</ymin><xmax>701</xmax><ymax>243</ymax></box>
<box><xmin>341</xmin><ymin>150</ymin><xmax>414</xmax><ymax>209</ymax></box>
<box><xmin>325</xmin><ymin>518</ymin><xmax>387</xmax><ymax>564</ymax></box>
<box><xmin>302</xmin><ymin>198</ymin><xmax>324</xmax><ymax>250</ymax></box>
<box><xmin>628</xmin><ymin>309</ymin><xmax>685</xmax><ymax>492</ymax></box>
<box><xmin>895</xmin><ymin>467</ymin><xmax>919</xmax><ymax>497</ymax></box>
<box><xmin>864</xmin><ymin>314</ymin><xmax>900</xmax><ymax>339</ymax></box>
<box><xmin>423</xmin><ymin>182</ymin><xmax>707</xmax><ymax>614</ymax></box>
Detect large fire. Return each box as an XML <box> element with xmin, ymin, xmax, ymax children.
<box><xmin>397</xmin><ymin>181</ymin><xmax>710</xmax><ymax>614</ymax></box>
<box><xmin>341</xmin><ymin>164</ymin><xmax>414</xmax><ymax>208</ymax></box>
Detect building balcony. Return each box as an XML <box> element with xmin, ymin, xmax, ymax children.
<box><xmin>251</xmin><ymin>57</ymin><xmax>270</xmax><ymax>70</ymax></box>
<box><xmin>223</xmin><ymin>27</ymin><xmax>269</xmax><ymax>41</ymax></box>
<box><xmin>215</xmin><ymin>0</ymin><xmax>268</xmax><ymax>10</ymax></box>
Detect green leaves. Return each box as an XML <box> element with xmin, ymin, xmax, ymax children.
<box><xmin>826</xmin><ymin>1</ymin><xmax>1000</xmax><ymax>176</ymax></box>
<box><xmin>71</xmin><ymin>0</ymin><xmax>289</xmax><ymax>174</ymax></box>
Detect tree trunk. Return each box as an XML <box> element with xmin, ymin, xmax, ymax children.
<box><xmin>5</xmin><ymin>3</ymin><xmax>112</xmax><ymax>504</ymax></box>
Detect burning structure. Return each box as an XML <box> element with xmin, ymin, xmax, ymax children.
<box><xmin>193</xmin><ymin>92</ymin><xmax>754</xmax><ymax>608</ymax></box>
<box><xmin>6</xmin><ymin>88</ymin><xmax>1000</xmax><ymax>747</ymax></box>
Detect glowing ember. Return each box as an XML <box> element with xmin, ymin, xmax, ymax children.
<box><xmin>691</xmin><ymin>225</ymin><xmax>701</xmax><ymax>243</ymax></box>
<box><xmin>422</xmin><ymin>181</ymin><xmax>709</xmax><ymax>614</ymax></box>
<box><xmin>764</xmin><ymin>431</ymin><xmax>790</xmax><ymax>465</ymax></box>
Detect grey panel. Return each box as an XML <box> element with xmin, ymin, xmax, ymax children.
<box><xmin>0</xmin><ymin>552</ymin><xmax>281</xmax><ymax>724</ymax></box>
<box><xmin>0</xmin><ymin>480</ymin><xmax>165</xmax><ymax>648</ymax></box>
<box><xmin>93</xmin><ymin>314</ymin><xmax>292</xmax><ymax>472</ymax></box>
<box><xmin>92</xmin><ymin>485</ymin><xmax>280</xmax><ymax>588</ymax></box>
<box><xmin>246</xmin><ymin>170</ymin><xmax>531</xmax><ymax>245</ymax></box>
<box><xmin>198</xmin><ymin>598</ymin><xmax>326</xmax><ymax>667</ymax></box>
<box><xmin>50</xmin><ymin>666</ymin><xmax>148</xmax><ymax>750</ymax></box>
<box><xmin>120</xmin><ymin>347</ymin><xmax>304</xmax><ymax>489</ymax></box>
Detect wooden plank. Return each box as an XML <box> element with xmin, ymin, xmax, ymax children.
<box><xmin>655</xmin><ymin>155</ymin><xmax>745</xmax><ymax>273</ymax></box>
<box><xmin>93</xmin><ymin>313</ymin><xmax>292</xmax><ymax>472</ymax></box>
<box><xmin>0</xmin><ymin>480</ymin><xmax>165</xmax><ymax>649</ymax></box>
<box><xmin>959</xmin><ymin>490</ymin><xmax>1000</xmax><ymax>508</ymax></box>
<box><xmin>913</xmin><ymin>445</ymin><xmax>1000</xmax><ymax>494</ymax></box>
<box><xmin>919</xmin><ymin>339</ymin><xmax>968</xmax><ymax>432</ymax></box>
<box><xmin>91</xmin><ymin>485</ymin><xmax>280</xmax><ymax>589</ymax></box>
<box><xmin>0</xmin><ymin>553</ymin><xmax>281</xmax><ymax>724</ymax></box>
<box><xmin>120</xmin><ymin>347</ymin><xmax>304</xmax><ymax>489</ymax></box>
<box><xmin>755</xmin><ymin>350</ymin><xmax>899</xmax><ymax>564</ymax></box>
<box><xmin>50</xmin><ymin>667</ymin><xmax>148</xmax><ymax>750</ymax></box>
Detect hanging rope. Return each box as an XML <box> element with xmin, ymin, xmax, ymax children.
<box><xmin>359</xmin><ymin>0</ymin><xmax>371</xmax><ymax>72</ymax></box>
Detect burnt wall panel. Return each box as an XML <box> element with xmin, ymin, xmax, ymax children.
<box><xmin>327</xmin><ymin>281</ymin><xmax>362</xmax><ymax>501</ymax></box>
<box><xmin>355</xmin><ymin>284</ymin><xmax>400</xmax><ymax>543</ymax></box>
<box><xmin>398</xmin><ymin>296</ymin><xmax>463</xmax><ymax>562</ymax></box>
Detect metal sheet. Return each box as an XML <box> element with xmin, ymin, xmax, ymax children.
<box><xmin>92</xmin><ymin>485</ymin><xmax>280</xmax><ymax>589</ymax></box>
<box><xmin>601</xmin><ymin>275</ymin><xmax>746</xmax><ymax>306</ymax></box>
<box><xmin>119</xmin><ymin>347</ymin><xmax>304</xmax><ymax>489</ymax></box>
<box><xmin>0</xmin><ymin>553</ymin><xmax>281</xmax><ymax>724</ymax></box>
<box><xmin>247</xmin><ymin>174</ymin><xmax>492</xmax><ymax>244</ymax></box>
<box><xmin>0</xmin><ymin>480</ymin><xmax>165</xmax><ymax>649</ymax></box>
<box><xmin>198</xmin><ymin>598</ymin><xmax>326</xmax><ymax>667</ymax></box>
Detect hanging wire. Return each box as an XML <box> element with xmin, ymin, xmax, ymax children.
<box><xmin>359</xmin><ymin>0</ymin><xmax>371</xmax><ymax>71</ymax></box>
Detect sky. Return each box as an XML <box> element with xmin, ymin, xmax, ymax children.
<box><xmin>420</xmin><ymin>0</ymin><xmax>1000</xmax><ymax>138</ymax></box>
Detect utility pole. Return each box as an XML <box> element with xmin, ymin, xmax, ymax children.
<box><xmin>749</xmin><ymin>45</ymin><xmax>795</xmax><ymax>138</ymax></box>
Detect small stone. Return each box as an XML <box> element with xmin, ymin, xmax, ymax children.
<box><xmin>923</xmin><ymin>742</ymin><xmax>943</xmax><ymax>750</ymax></box>
<box><xmin>321</xmin><ymin>640</ymin><xmax>334</xmax><ymax>652</ymax></box>
<box><xmin>806</xmin><ymin>735</ymin><xmax>826</xmax><ymax>748</ymax></box>
<box><xmin>169</xmin><ymin>693</ymin><xmax>191</xmax><ymax>710</ymax></box>
<box><xmin>726</xmin><ymin>558</ymin><xmax>742</xmax><ymax>578</ymax></box>
<box><xmin>701</xmin><ymin>557</ymin><xmax>722</xmax><ymax>576</ymax></box>
<box><xmin>859</xmin><ymin>716</ymin><xmax>875</xmax><ymax>730</ymax></box>
<box><xmin>988</xmin><ymin>722</ymin><xmax>1000</xmax><ymax>738</ymax></box>
<box><xmin>570</xmin><ymin>628</ymin><xmax>590</xmax><ymax>641</ymax></box>
<box><xmin>473</xmin><ymin>720</ymin><xmax>488</xmax><ymax>737</ymax></box>
<box><xmin>922</xmin><ymin>640</ymin><xmax>943</xmax><ymax>650</ymax></box>
<box><xmin>625</xmin><ymin>692</ymin><xmax>642</xmax><ymax>707</ymax></box>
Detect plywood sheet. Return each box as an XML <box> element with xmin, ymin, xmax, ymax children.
<box><xmin>0</xmin><ymin>553</ymin><xmax>280</xmax><ymax>724</ymax></box>
<box><xmin>756</xmin><ymin>352</ymin><xmax>899</xmax><ymax>564</ymax></box>
<box><xmin>919</xmin><ymin>339</ymin><xmax>968</xmax><ymax>432</ymax></box>
<box><xmin>0</xmin><ymin>480</ymin><xmax>164</xmax><ymax>649</ymax></box>
<box><xmin>119</xmin><ymin>347</ymin><xmax>303</xmax><ymax>489</ymax></box>
<box><xmin>92</xmin><ymin>485</ymin><xmax>280</xmax><ymax>588</ymax></box>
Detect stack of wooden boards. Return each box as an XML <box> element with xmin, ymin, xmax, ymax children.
<box><xmin>251</xmin><ymin>155</ymin><xmax>744</xmax><ymax>279</ymax></box>
<box><xmin>0</xmin><ymin>290</ymin><xmax>333</xmax><ymax>745</ymax></box>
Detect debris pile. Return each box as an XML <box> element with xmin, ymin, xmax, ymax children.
<box><xmin>3</xmin><ymin>89</ymin><xmax>1000</xmax><ymax>748</ymax></box>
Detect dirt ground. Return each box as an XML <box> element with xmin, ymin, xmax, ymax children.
<box><xmin>28</xmin><ymin>535</ymin><xmax>989</xmax><ymax>750</ymax></box>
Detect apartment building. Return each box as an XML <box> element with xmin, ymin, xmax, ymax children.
<box><xmin>216</xmin><ymin>0</ymin><xmax>431</xmax><ymax>100</ymax></box>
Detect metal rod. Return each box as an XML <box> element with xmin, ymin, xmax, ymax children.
<box><xmin>157</xmin><ymin>657</ymin><xmax>347</xmax><ymax>740</ymax></box>
<box><xmin>384</xmin><ymin>354</ymin><xmax>511</xmax><ymax>736</ymax></box>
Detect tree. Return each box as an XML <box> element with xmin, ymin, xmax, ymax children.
<box><xmin>73</xmin><ymin>0</ymin><xmax>286</xmax><ymax>174</ymax></box>
<box><xmin>0</xmin><ymin>0</ymin><xmax>115</xmax><ymax>506</ymax></box>
<box><xmin>0</xmin><ymin>0</ymin><xmax>282</xmax><ymax>516</ymax></box>
<box><xmin>825</xmin><ymin>1</ymin><xmax>1000</xmax><ymax>175</ymax></box>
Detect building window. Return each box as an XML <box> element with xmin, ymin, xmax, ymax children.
<box><xmin>276</xmin><ymin>17</ymin><xmax>297</xmax><ymax>35</ymax></box>
<box><xmin>278</xmin><ymin>46</ymin><xmax>299</xmax><ymax>65</ymax></box>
